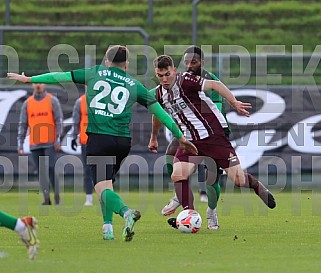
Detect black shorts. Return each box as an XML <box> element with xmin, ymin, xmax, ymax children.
<box><xmin>85</xmin><ymin>133</ymin><xmax>131</xmax><ymax>184</ymax></box>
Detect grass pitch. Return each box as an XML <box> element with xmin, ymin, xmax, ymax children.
<box><xmin>1</xmin><ymin>190</ymin><xmax>321</xmax><ymax>273</ymax></box>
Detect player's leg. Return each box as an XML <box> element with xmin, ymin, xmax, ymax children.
<box><xmin>113</xmin><ymin>137</ymin><xmax>141</xmax><ymax>241</ymax></box>
<box><xmin>167</xmin><ymin>150</ymin><xmax>202</xmax><ymax>229</ymax></box>
<box><xmin>225</xmin><ymin>164</ymin><xmax>276</xmax><ymax>209</ymax></box>
<box><xmin>46</xmin><ymin>146</ymin><xmax>60</xmax><ymax>205</ymax></box>
<box><xmin>198</xmin><ymin>163</ymin><xmax>208</xmax><ymax>202</ymax></box>
<box><xmin>81</xmin><ymin>144</ymin><xmax>93</xmax><ymax>206</ymax></box>
<box><xmin>205</xmin><ymin>130</ymin><xmax>229</xmax><ymax>228</ymax></box>
<box><xmin>31</xmin><ymin>148</ymin><xmax>51</xmax><ymax>205</ymax></box>
<box><xmin>87</xmin><ymin>134</ymin><xmax>141</xmax><ymax>241</ymax></box>
<box><xmin>167</xmin><ymin>160</ymin><xmax>196</xmax><ymax>229</ymax></box>
<box><xmin>96</xmin><ymin>180</ymin><xmax>141</xmax><ymax>242</ymax></box>
<box><xmin>95</xmin><ymin>180</ymin><xmax>130</xmax><ymax>240</ymax></box>
<box><xmin>161</xmin><ymin>138</ymin><xmax>181</xmax><ymax>216</ymax></box>
<box><xmin>0</xmin><ymin>211</ymin><xmax>17</xmax><ymax>230</ymax></box>
<box><xmin>205</xmin><ymin>163</ymin><xmax>221</xmax><ymax>229</ymax></box>
<box><xmin>206</xmin><ymin>167</ymin><xmax>221</xmax><ymax>207</ymax></box>
<box><xmin>0</xmin><ymin>211</ymin><xmax>39</xmax><ymax>259</ymax></box>
<box><xmin>200</xmin><ymin>157</ymin><xmax>221</xmax><ymax>230</ymax></box>
<box><xmin>207</xmin><ymin>136</ymin><xmax>276</xmax><ymax>209</ymax></box>
<box><xmin>171</xmin><ymin>161</ymin><xmax>197</xmax><ymax>210</ymax></box>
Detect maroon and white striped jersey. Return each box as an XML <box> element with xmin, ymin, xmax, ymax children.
<box><xmin>155</xmin><ymin>72</ymin><xmax>228</xmax><ymax>141</ymax></box>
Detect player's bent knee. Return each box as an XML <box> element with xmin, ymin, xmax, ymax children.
<box><xmin>94</xmin><ymin>180</ymin><xmax>114</xmax><ymax>200</ymax></box>
<box><xmin>171</xmin><ymin>174</ymin><xmax>188</xmax><ymax>182</ymax></box>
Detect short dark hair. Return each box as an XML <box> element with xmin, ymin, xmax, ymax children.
<box><xmin>184</xmin><ymin>45</ymin><xmax>204</xmax><ymax>60</ymax></box>
<box><xmin>106</xmin><ymin>45</ymin><xmax>128</xmax><ymax>63</ymax></box>
<box><xmin>153</xmin><ymin>55</ymin><xmax>174</xmax><ymax>69</ymax></box>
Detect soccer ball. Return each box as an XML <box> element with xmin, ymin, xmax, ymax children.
<box><xmin>176</xmin><ymin>209</ymin><xmax>202</xmax><ymax>233</ymax></box>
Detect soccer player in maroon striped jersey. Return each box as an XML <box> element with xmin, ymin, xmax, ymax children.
<box><xmin>149</xmin><ymin>55</ymin><xmax>276</xmax><ymax>220</ymax></box>
<box><xmin>158</xmin><ymin>46</ymin><xmax>229</xmax><ymax>230</ymax></box>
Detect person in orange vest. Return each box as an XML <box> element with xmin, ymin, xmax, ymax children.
<box><xmin>17</xmin><ymin>83</ymin><xmax>63</xmax><ymax>205</ymax></box>
<box><xmin>71</xmin><ymin>94</ymin><xmax>94</xmax><ymax>206</ymax></box>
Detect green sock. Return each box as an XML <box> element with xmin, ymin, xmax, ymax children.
<box><xmin>213</xmin><ymin>182</ymin><xmax>221</xmax><ymax>201</ymax></box>
<box><xmin>100</xmin><ymin>189</ymin><xmax>129</xmax><ymax>224</ymax></box>
<box><xmin>165</xmin><ymin>155</ymin><xmax>174</xmax><ymax>176</ymax></box>
<box><xmin>206</xmin><ymin>182</ymin><xmax>221</xmax><ymax>209</ymax></box>
<box><xmin>0</xmin><ymin>211</ymin><xmax>18</xmax><ymax>230</ymax></box>
<box><xmin>100</xmin><ymin>201</ymin><xmax>113</xmax><ymax>225</ymax></box>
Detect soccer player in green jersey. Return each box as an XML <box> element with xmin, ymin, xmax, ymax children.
<box><xmin>0</xmin><ymin>211</ymin><xmax>39</xmax><ymax>259</ymax></box>
<box><xmin>149</xmin><ymin>46</ymin><xmax>230</xmax><ymax>230</ymax></box>
<box><xmin>8</xmin><ymin>45</ymin><xmax>197</xmax><ymax>242</ymax></box>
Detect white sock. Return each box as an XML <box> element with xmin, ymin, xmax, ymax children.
<box><xmin>86</xmin><ymin>194</ymin><xmax>93</xmax><ymax>203</ymax></box>
<box><xmin>14</xmin><ymin>219</ymin><xmax>26</xmax><ymax>233</ymax></box>
<box><xmin>123</xmin><ymin>209</ymin><xmax>132</xmax><ymax>219</ymax></box>
<box><xmin>103</xmin><ymin>223</ymin><xmax>113</xmax><ymax>232</ymax></box>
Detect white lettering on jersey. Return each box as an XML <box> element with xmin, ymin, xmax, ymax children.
<box><xmin>112</xmin><ymin>72</ymin><xmax>135</xmax><ymax>86</ymax></box>
<box><xmin>94</xmin><ymin>109</ymin><xmax>113</xmax><ymax>117</ymax></box>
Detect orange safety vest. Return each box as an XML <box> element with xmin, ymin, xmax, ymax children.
<box><xmin>27</xmin><ymin>93</ymin><xmax>56</xmax><ymax>146</ymax></box>
<box><xmin>79</xmin><ymin>94</ymin><xmax>88</xmax><ymax>144</ymax></box>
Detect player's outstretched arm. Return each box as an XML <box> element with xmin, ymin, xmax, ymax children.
<box><xmin>204</xmin><ymin>80</ymin><xmax>252</xmax><ymax>117</ymax></box>
<box><xmin>8</xmin><ymin>72</ymin><xmax>73</xmax><ymax>84</ymax></box>
<box><xmin>7</xmin><ymin>72</ymin><xmax>31</xmax><ymax>83</ymax></box>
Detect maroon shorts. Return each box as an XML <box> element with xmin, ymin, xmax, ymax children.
<box><xmin>174</xmin><ymin>134</ymin><xmax>240</xmax><ymax>169</ymax></box>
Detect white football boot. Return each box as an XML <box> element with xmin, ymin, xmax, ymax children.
<box><xmin>206</xmin><ymin>207</ymin><xmax>219</xmax><ymax>230</ymax></box>
<box><xmin>161</xmin><ymin>195</ymin><xmax>180</xmax><ymax>216</ymax></box>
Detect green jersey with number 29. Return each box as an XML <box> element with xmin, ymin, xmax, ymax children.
<box><xmin>71</xmin><ymin>65</ymin><xmax>156</xmax><ymax>137</ymax></box>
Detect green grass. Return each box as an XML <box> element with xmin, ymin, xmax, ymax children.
<box><xmin>1</xmin><ymin>190</ymin><xmax>321</xmax><ymax>273</ymax></box>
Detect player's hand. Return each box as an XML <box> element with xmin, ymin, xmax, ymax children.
<box><xmin>231</xmin><ymin>100</ymin><xmax>252</xmax><ymax>117</ymax></box>
<box><xmin>71</xmin><ymin>139</ymin><xmax>78</xmax><ymax>151</ymax></box>
<box><xmin>18</xmin><ymin>149</ymin><xmax>24</xmax><ymax>155</ymax></box>
<box><xmin>7</xmin><ymin>72</ymin><xmax>31</xmax><ymax>83</ymax></box>
<box><xmin>178</xmin><ymin>136</ymin><xmax>198</xmax><ymax>155</ymax></box>
<box><xmin>148</xmin><ymin>137</ymin><xmax>158</xmax><ymax>153</ymax></box>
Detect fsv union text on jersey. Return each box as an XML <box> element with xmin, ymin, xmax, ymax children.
<box><xmin>98</xmin><ymin>69</ymin><xmax>135</xmax><ymax>87</ymax></box>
